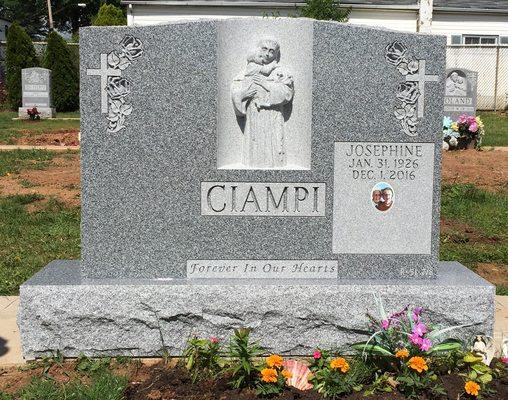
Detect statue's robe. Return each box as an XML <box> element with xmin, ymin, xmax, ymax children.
<box><xmin>232</xmin><ymin>67</ymin><xmax>294</xmax><ymax>168</ymax></box>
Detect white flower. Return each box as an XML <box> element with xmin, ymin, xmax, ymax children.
<box><xmin>442</xmin><ymin>141</ymin><xmax>449</xmax><ymax>151</ymax></box>
<box><xmin>449</xmin><ymin>137</ymin><xmax>458</xmax><ymax>147</ymax></box>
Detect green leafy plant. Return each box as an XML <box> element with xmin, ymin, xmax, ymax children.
<box><xmin>300</xmin><ymin>0</ymin><xmax>350</xmax><ymax>22</ymax></box>
<box><xmin>43</xmin><ymin>31</ymin><xmax>79</xmax><ymax>112</ymax></box>
<box><xmin>75</xmin><ymin>354</ymin><xmax>112</xmax><ymax>374</ymax></box>
<box><xmin>363</xmin><ymin>371</ymin><xmax>397</xmax><ymax>396</ymax></box>
<box><xmin>227</xmin><ymin>328</ymin><xmax>264</xmax><ymax>389</ymax></box>
<box><xmin>310</xmin><ymin>352</ymin><xmax>372</xmax><ymax>398</ymax></box>
<box><xmin>5</xmin><ymin>21</ymin><xmax>38</xmax><ymax>110</ymax></box>
<box><xmin>182</xmin><ymin>336</ymin><xmax>223</xmax><ymax>383</ymax></box>
<box><xmin>396</xmin><ymin>356</ymin><xmax>446</xmax><ymax>399</ymax></box>
<box><xmin>459</xmin><ymin>352</ymin><xmax>496</xmax><ymax>398</ymax></box>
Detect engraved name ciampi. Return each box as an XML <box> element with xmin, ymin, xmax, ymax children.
<box><xmin>201</xmin><ymin>182</ymin><xmax>326</xmax><ymax>216</ymax></box>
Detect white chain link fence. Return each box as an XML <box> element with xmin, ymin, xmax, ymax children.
<box><xmin>447</xmin><ymin>45</ymin><xmax>508</xmax><ymax>111</ymax></box>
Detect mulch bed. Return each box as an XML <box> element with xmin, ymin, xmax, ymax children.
<box><xmin>125</xmin><ymin>364</ymin><xmax>508</xmax><ymax>400</ymax></box>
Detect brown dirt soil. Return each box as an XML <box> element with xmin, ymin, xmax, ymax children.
<box><xmin>1</xmin><ymin>360</ymin><xmax>507</xmax><ymax>399</ymax></box>
<box><xmin>440</xmin><ymin>218</ymin><xmax>502</xmax><ymax>245</ymax></box>
<box><xmin>441</xmin><ymin>149</ymin><xmax>508</xmax><ymax>193</ymax></box>
<box><xmin>0</xmin><ymin>152</ymin><xmax>80</xmax><ymax>209</ymax></box>
<box><xmin>14</xmin><ymin>129</ymin><xmax>79</xmax><ymax>146</ymax></box>
<box><xmin>476</xmin><ymin>263</ymin><xmax>508</xmax><ymax>286</ymax></box>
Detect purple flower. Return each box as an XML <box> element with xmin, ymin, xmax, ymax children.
<box><xmin>409</xmin><ymin>333</ymin><xmax>422</xmax><ymax>346</ymax></box>
<box><xmin>381</xmin><ymin>319</ymin><xmax>390</xmax><ymax>330</ymax></box>
<box><xmin>419</xmin><ymin>338</ymin><xmax>432</xmax><ymax>352</ymax></box>
<box><xmin>412</xmin><ymin>323</ymin><xmax>427</xmax><ymax>337</ymax></box>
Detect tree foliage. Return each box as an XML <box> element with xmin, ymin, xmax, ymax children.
<box><xmin>5</xmin><ymin>22</ymin><xmax>38</xmax><ymax>110</ymax></box>
<box><xmin>92</xmin><ymin>3</ymin><xmax>126</xmax><ymax>26</ymax></box>
<box><xmin>300</xmin><ymin>0</ymin><xmax>350</xmax><ymax>22</ymax></box>
<box><xmin>43</xmin><ymin>31</ymin><xmax>79</xmax><ymax>111</ymax></box>
<box><xmin>0</xmin><ymin>1</ymin><xmax>123</xmax><ymax>38</ymax></box>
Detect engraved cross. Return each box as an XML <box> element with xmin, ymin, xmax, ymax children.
<box><xmin>405</xmin><ymin>60</ymin><xmax>439</xmax><ymax>118</ymax></box>
<box><xmin>86</xmin><ymin>54</ymin><xmax>121</xmax><ymax>113</ymax></box>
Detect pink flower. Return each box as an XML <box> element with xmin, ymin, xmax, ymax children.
<box><xmin>419</xmin><ymin>338</ymin><xmax>432</xmax><ymax>351</ymax></box>
<box><xmin>500</xmin><ymin>357</ymin><xmax>508</xmax><ymax>365</ymax></box>
<box><xmin>210</xmin><ymin>337</ymin><xmax>219</xmax><ymax>344</ymax></box>
<box><xmin>412</xmin><ymin>307</ymin><xmax>423</xmax><ymax>322</ymax></box>
<box><xmin>469</xmin><ymin>122</ymin><xmax>478</xmax><ymax>132</ymax></box>
<box><xmin>458</xmin><ymin>114</ymin><xmax>468</xmax><ymax>124</ymax></box>
<box><xmin>381</xmin><ymin>319</ymin><xmax>390</xmax><ymax>330</ymax></box>
<box><xmin>410</xmin><ymin>333</ymin><xmax>422</xmax><ymax>346</ymax></box>
<box><xmin>412</xmin><ymin>323</ymin><xmax>427</xmax><ymax>337</ymax></box>
<box><xmin>313</xmin><ymin>351</ymin><xmax>322</xmax><ymax>359</ymax></box>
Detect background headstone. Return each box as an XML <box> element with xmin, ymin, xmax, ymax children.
<box><xmin>444</xmin><ymin>68</ymin><xmax>478</xmax><ymax>120</ymax></box>
<box><xmin>18</xmin><ymin>67</ymin><xmax>55</xmax><ymax>119</ymax></box>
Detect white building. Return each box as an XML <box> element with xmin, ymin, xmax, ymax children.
<box><xmin>122</xmin><ymin>0</ymin><xmax>508</xmax><ymax>109</ymax></box>
<box><xmin>121</xmin><ymin>0</ymin><xmax>508</xmax><ymax>45</ymax></box>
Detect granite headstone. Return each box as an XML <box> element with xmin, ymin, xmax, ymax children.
<box><xmin>444</xmin><ymin>68</ymin><xmax>478</xmax><ymax>120</ymax></box>
<box><xmin>18</xmin><ymin>67</ymin><xmax>55</xmax><ymax>119</ymax></box>
<box><xmin>17</xmin><ymin>18</ymin><xmax>494</xmax><ymax>359</ymax></box>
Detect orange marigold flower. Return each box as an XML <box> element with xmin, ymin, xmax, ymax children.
<box><xmin>266</xmin><ymin>354</ymin><xmax>284</xmax><ymax>368</ymax></box>
<box><xmin>395</xmin><ymin>349</ymin><xmax>409</xmax><ymax>359</ymax></box>
<box><xmin>465</xmin><ymin>380</ymin><xmax>480</xmax><ymax>396</ymax></box>
<box><xmin>407</xmin><ymin>356</ymin><xmax>428</xmax><ymax>373</ymax></box>
<box><xmin>260</xmin><ymin>368</ymin><xmax>278</xmax><ymax>383</ymax></box>
<box><xmin>330</xmin><ymin>357</ymin><xmax>350</xmax><ymax>373</ymax></box>
<box><xmin>282</xmin><ymin>369</ymin><xmax>292</xmax><ymax>379</ymax></box>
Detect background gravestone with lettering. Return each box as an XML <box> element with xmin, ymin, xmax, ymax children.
<box><xmin>17</xmin><ymin>19</ymin><xmax>494</xmax><ymax>358</ymax></box>
<box><xmin>18</xmin><ymin>67</ymin><xmax>55</xmax><ymax>119</ymax></box>
<box><xmin>444</xmin><ymin>68</ymin><xmax>478</xmax><ymax>120</ymax></box>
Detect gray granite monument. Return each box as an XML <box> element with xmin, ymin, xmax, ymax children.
<box><xmin>18</xmin><ymin>67</ymin><xmax>55</xmax><ymax>119</ymax></box>
<box><xmin>17</xmin><ymin>18</ymin><xmax>494</xmax><ymax>359</ymax></box>
<box><xmin>444</xmin><ymin>68</ymin><xmax>478</xmax><ymax>120</ymax></box>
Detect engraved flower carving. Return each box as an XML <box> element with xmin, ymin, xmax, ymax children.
<box><xmin>385</xmin><ymin>41</ymin><xmax>408</xmax><ymax>66</ymax></box>
<box><xmin>107</xmin><ymin>98</ymin><xmax>133</xmax><ymax>133</ymax></box>
<box><xmin>120</xmin><ymin>35</ymin><xmax>143</xmax><ymax>60</ymax></box>
<box><xmin>107</xmin><ymin>50</ymin><xmax>131</xmax><ymax>71</ymax></box>
<box><xmin>396</xmin><ymin>82</ymin><xmax>420</xmax><ymax>105</ymax></box>
<box><xmin>106</xmin><ymin>77</ymin><xmax>131</xmax><ymax>100</ymax></box>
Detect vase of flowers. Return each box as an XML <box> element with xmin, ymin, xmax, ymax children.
<box><xmin>442</xmin><ymin>114</ymin><xmax>485</xmax><ymax>150</ymax></box>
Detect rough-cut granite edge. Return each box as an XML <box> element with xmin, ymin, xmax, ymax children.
<box><xmin>18</xmin><ymin>260</ymin><xmax>494</xmax><ymax>359</ymax></box>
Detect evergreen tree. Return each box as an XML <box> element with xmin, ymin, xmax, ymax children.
<box><xmin>5</xmin><ymin>22</ymin><xmax>38</xmax><ymax>110</ymax></box>
<box><xmin>300</xmin><ymin>0</ymin><xmax>350</xmax><ymax>22</ymax></box>
<box><xmin>43</xmin><ymin>31</ymin><xmax>79</xmax><ymax>112</ymax></box>
<box><xmin>92</xmin><ymin>3</ymin><xmax>126</xmax><ymax>26</ymax></box>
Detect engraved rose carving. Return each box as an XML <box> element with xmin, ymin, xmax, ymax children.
<box><xmin>106</xmin><ymin>77</ymin><xmax>131</xmax><ymax>100</ymax></box>
<box><xmin>120</xmin><ymin>35</ymin><xmax>143</xmax><ymax>60</ymax></box>
<box><xmin>101</xmin><ymin>35</ymin><xmax>143</xmax><ymax>133</ymax></box>
<box><xmin>385</xmin><ymin>41</ymin><xmax>408</xmax><ymax>66</ymax></box>
<box><xmin>386</xmin><ymin>41</ymin><xmax>422</xmax><ymax>137</ymax></box>
<box><xmin>107</xmin><ymin>50</ymin><xmax>131</xmax><ymax>71</ymax></box>
<box><xmin>396</xmin><ymin>82</ymin><xmax>420</xmax><ymax>104</ymax></box>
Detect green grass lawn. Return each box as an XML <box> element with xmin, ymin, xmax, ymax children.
<box><xmin>0</xmin><ymin>110</ymin><xmax>80</xmax><ymax>144</ymax></box>
<box><xmin>478</xmin><ymin>111</ymin><xmax>508</xmax><ymax>147</ymax></box>
<box><xmin>0</xmin><ymin>149</ymin><xmax>56</xmax><ymax>176</ymax></box>
<box><xmin>0</xmin><ymin>194</ymin><xmax>80</xmax><ymax>295</ymax></box>
<box><xmin>440</xmin><ymin>183</ymin><xmax>508</xmax><ymax>295</ymax></box>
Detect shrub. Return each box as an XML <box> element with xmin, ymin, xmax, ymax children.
<box><xmin>5</xmin><ymin>22</ymin><xmax>38</xmax><ymax>110</ymax></box>
<box><xmin>92</xmin><ymin>4</ymin><xmax>127</xmax><ymax>26</ymax></box>
<box><xmin>43</xmin><ymin>31</ymin><xmax>79</xmax><ymax>112</ymax></box>
<box><xmin>300</xmin><ymin>0</ymin><xmax>350</xmax><ymax>22</ymax></box>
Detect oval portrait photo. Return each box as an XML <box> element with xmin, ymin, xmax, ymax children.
<box><xmin>371</xmin><ymin>182</ymin><xmax>394</xmax><ymax>212</ymax></box>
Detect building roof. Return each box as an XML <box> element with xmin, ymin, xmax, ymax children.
<box><xmin>121</xmin><ymin>0</ymin><xmax>508</xmax><ymax>12</ymax></box>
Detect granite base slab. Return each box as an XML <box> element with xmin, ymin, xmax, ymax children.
<box><xmin>18</xmin><ymin>261</ymin><xmax>494</xmax><ymax>359</ymax></box>
<box><xmin>18</xmin><ymin>107</ymin><xmax>55</xmax><ymax>119</ymax></box>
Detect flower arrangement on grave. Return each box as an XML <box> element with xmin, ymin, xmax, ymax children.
<box><xmin>442</xmin><ymin>114</ymin><xmax>485</xmax><ymax>150</ymax></box>
<box><xmin>26</xmin><ymin>106</ymin><xmax>41</xmax><ymax>121</ymax></box>
<box><xmin>182</xmin><ymin>335</ymin><xmax>223</xmax><ymax>383</ymax></box>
